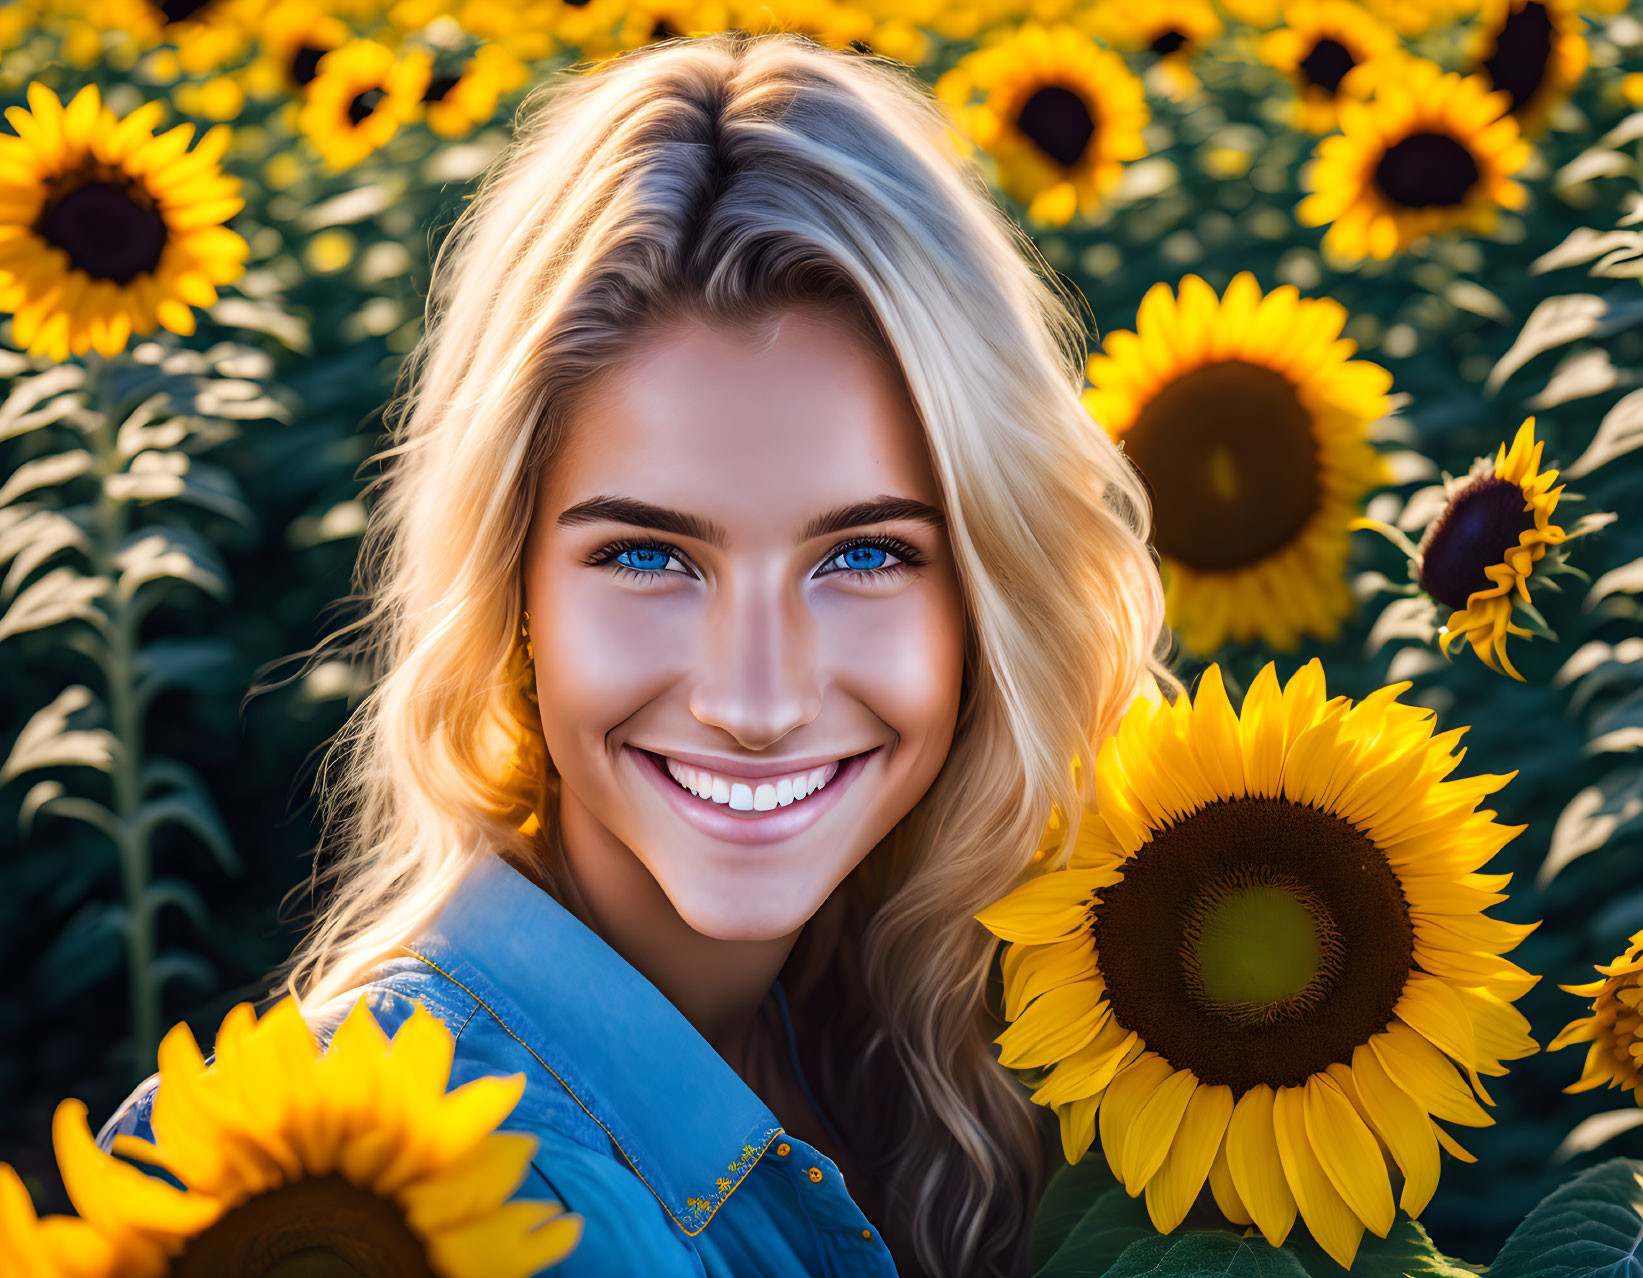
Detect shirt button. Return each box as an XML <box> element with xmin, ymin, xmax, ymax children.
<box><xmin>775</xmin><ymin>1142</ymin><xmax>791</xmax><ymax>1157</ymax></box>
<box><xmin>807</xmin><ymin>1166</ymin><xmax>824</xmax><ymax>1183</ymax></box>
<box><xmin>861</xmin><ymin>1229</ymin><xmax>873</xmax><ymax>1240</ymax></box>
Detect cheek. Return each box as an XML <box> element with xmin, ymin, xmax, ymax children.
<box><xmin>530</xmin><ymin>561</ymin><xmax>689</xmax><ymax>744</ymax></box>
<box><xmin>821</xmin><ymin>586</ymin><xmax>966</xmax><ymax>743</ymax></box>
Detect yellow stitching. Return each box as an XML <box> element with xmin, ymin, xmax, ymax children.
<box><xmin>404</xmin><ymin>945</ymin><xmax>782</xmax><ymax>1236</ymax></box>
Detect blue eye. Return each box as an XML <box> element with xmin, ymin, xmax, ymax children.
<box><xmin>614</xmin><ymin>545</ymin><xmax>684</xmax><ymax>574</ymax></box>
<box><xmin>828</xmin><ymin>544</ymin><xmax>890</xmax><ymax>573</ymax></box>
<box><xmin>588</xmin><ymin>534</ymin><xmax>927</xmax><ymax>583</ymax></box>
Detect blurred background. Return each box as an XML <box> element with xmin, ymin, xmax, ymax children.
<box><xmin>1</xmin><ymin>0</ymin><xmax>1641</xmax><ymax>1266</ymax></box>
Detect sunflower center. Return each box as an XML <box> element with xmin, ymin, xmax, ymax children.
<box><xmin>423</xmin><ymin>70</ymin><xmax>463</xmax><ymax>103</ymax></box>
<box><xmin>1014</xmin><ymin>84</ymin><xmax>1099</xmax><ymax>169</ymax></box>
<box><xmin>1121</xmin><ymin>360</ymin><xmax>1320</xmax><ymax>573</ymax></box>
<box><xmin>1150</xmin><ymin>29</ymin><xmax>1189</xmax><ymax>56</ymax></box>
<box><xmin>291</xmin><ymin>44</ymin><xmax>329</xmax><ymax>87</ymax></box>
<box><xmin>160</xmin><ymin>0</ymin><xmax>214</xmax><ymax>22</ymax></box>
<box><xmin>1481</xmin><ymin>1</ymin><xmax>1553</xmax><ymax>114</ymax></box>
<box><xmin>170</xmin><ymin>1173</ymin><xmax>438</xmax><ymax>1278</ymax></box>
<box><xmin>348</xmin><ymin>88</ymin><xmax>387</xmax><ymax>126</ymax></box>
<box><xmin>1374</xmin><ymin>131</ymin><xmax>1480</xmax><ymax>208</ymax></box>
<box><xmin>37</xmin><ymin>177</ymin><xmax>167</xmax><ymax>285</ymax></box>
<box><xmin>1092</xmin><ymin>796</ymin><xmax>1414</xmax><ymax>1095</ymax></box>
<box><xmin>1299</xmin><ymin>37</ymin><xmax>1356</xmax><ymax>93</ymax></box>
<box><xmin>1184</xmin><ymin>869</ymin><xmax>1344</xmax><ymax>1026</ymax></box>
<box><xmin>1416</xmin><ymin>472</ymin><xmax>1534</xmax><ymax>611</ymax></box>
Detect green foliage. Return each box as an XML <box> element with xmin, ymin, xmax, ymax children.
<box><xmin>1489</xmin><ymin>1157</ymin><xmax>1643</xmax><ymax>1277</ymax></box>
<box><xmin>0</xmin><ymin>347</ymin><xmax>282</xmax><ymax>1070</ymax></box>
<box><xmin>1097</xmin><ymin>1234</ymin><xmax>1312</xmax><ymax>1278</ymax></box>
<box><xmin>1032</xmin><ymin>1160</ymin><xmax>1157</xmax><ymax>1275</ymax></box>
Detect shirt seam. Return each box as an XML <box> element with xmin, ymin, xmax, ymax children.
<box><xmin>404</xmin><ymin>942</ymin><xmax>782</xmax><ymax>1238</ymax></box>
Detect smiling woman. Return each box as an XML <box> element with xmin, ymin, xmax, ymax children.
<box><xmin>95</xmin><ymin>28</ymin><xmax>1175</xmax><ymax>1278</ymax></box>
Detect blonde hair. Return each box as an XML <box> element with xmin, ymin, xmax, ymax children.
<box><xmin>269</xmin><ymin>30</ymin><xmax>1177</xmax><ymax>1278</ymax></box>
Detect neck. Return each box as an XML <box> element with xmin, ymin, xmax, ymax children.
<box><xmin>553</xmin><ymin>794</ymin><xmax>801</xmax><ymax>1074</ymax></box>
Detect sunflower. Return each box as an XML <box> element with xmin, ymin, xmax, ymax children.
<box><xmin>1079</xmin><ymin>0</ymin><xmax>1223</xmax><ymax>100</ymax></box>
<box><xmin>0</xmin><ymin>83</ymin><xmax>248</xmax><ymax>363</ymax></box>
<box><xmin>934</xmin><ymin>23</ymin><xmax>1150</xmax><ymax>228</ymax></box>
<box><xmin>608</xmin><ymin>0</ymin><xmax>734</xmax><ymax>56</ymax></box>
<box><xmin>1360</xmin><ymin>0</ymin><xmax>1469</xmax><ymax>36</ymax></box>
<box><xmin>1550</xmin><ymin>928</ymin><xmax>1643</xmax><ymax>1102</ymax></box>
<box><xmin>442</xmin><ymin>0</ymin><xmax>650</xmax><ymax>63</ymax></box>
<box><xmin>299</xmin><ymin>38</ymin><xmax>433</xmax><ymax>171</ymax></box>
<box><xmin>1353</xmin><ymin>417</ymin><xmax>1605</xmax><ymax>681</ymax></box>
<box><xmin>727</xmin><ymin>0</ymin><xmax>919</xmax><ymax>66</ymax></box>
<box><xmin>241</xmin><ymin>0</ymin><xmax>355</xmax><ymax>100</ymax></box>
<box><xmin>1297</xmin><ymin>55</ymin><xmax>1532</xmax><ymax>262</ymax></box>
<box><xmin>1465</xmin><ymin>0</ymin><xmax>1589</xmax><ymax>137</ymax></box>
<box><xmin>1</xmin><ymin>1160</ymin><xmax>123</xmax><ymax>1277</ymax></box>
<box><xmin>1082</xmin><ymin>271</ymin><xmax>1392</xmax><ymax>657</ymax></box>
<box><xmin>977</xmin><ymin>659</ymin><xmax>1540</xmax><ymax>1268</ymax></box>
<box><xmin>55</xmin><ymin>0</ymin><xmax>264</xmax><ymax>75</ymax></box>
<box><xmin>50</xmin><ymin>994</ymin><xmax>583</xmax><ymax>1276</ymax></box>
<box><xmin>421</xmin><ymin>43</ymin><xmax>530</xmax><ymax>138</ymax></box>
<box><xmin>1257</xmin><ymin>0</ymin><xmax>1401</xmax><ymax>133</ymax></box>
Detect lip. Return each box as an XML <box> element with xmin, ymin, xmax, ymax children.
<box><xmin>629</xmin><ymin>744</ymin><xmax>879</xmax><ymax>846</ymax></box>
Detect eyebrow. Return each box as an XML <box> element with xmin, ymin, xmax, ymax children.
<box><xmin>555</xmin><ymin>494</ymin><xmax>946</xmax><ymax>547</ymax></box>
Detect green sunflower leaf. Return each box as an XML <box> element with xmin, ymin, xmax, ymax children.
<box><xmin>1033</xmin><ymin>1169</ymin><xmax>1208</xmax><ymax>1277</ymax></box>
<box><xmin>1097</xmin><ymin>1231</ymin><xmax>1311</xmax><ymax>1277</ymax></box>
<box><xmin>1489</xmin><ymin>1157</ymin><xmax>1643</xmax><ymax>1278</ymax></box>
<box><xmin>1032</xmin><ymin>1161</ymin><xmax>1154</xmax><ymax>1274</ymax></box>
<box><xmin>1281</xmin><ymin>1216</ymin><xmax>1483</xmax><ymax>1277</ymax></box>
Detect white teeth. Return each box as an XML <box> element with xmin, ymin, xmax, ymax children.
<box><xmin>661</xmin><ymin>754</ymin><xmax>846</xmax><ymax>811</ymax></box>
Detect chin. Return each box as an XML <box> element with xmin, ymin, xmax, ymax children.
<box><xmin>666</xmin><ymin>878</ymin><xmax>824</xmax><ymax>942</ymax></box>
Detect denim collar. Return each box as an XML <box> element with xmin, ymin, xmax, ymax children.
<box><xmin>404</xmin><ymin>850</ymin><xmax>785</xmax><ymax>1235</ymax></box>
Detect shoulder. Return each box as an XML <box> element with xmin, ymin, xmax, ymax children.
<box><xmin>94</xmin><ymin>964</ymin><xmax>702</xmax><ymax>1277</ymax></box>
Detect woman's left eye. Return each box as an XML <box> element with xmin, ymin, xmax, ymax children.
<box><xmin>820</xmin><ymin>539</ymin><xmax>917</xmax><ymax>578</ymax></box>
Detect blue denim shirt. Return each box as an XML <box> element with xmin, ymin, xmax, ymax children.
<box><xmin>96</xmin><ymin>850</ymin><xmax>900</xmax><ymax>1276</ymax></box>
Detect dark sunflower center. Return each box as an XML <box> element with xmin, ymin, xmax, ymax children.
<box><xmin>290</xmin><ymin>44</ymin><xmax>329</xmax><ymax>87</ymax></box>
<box><xmin>37</xmin><ymin>178</ymin><xmax>167</xmax><ymax>285</ymax></box>
<box><xmin>1299</xmin><ymin>37</ymin><xmax>1356</xmax><ymax>93</ymax></box>
<box><xmin>1416</xmin><ymin>473</ymin><xmax>1534</xmax><ymax>610</ymax></box>
<box><xmin>1015</xmin><ymin>84</ymin><xmax>1099</xmax><ymax>169</ymax></box>
<box><xmin>1092</xmin><ymin>796</ymin><xmax>1414</xmax><ymax>1095</ymax></box>
<box><xmin>651</xmin><ymin>19</ymin><xmax>682</xmax><ymax>40</ymax></box>
<box><xmin>1120</xmin><ymin>360</ymin><xmax>1320</xmax><ymax>573</ymax></box>
<box><xmin>1374</xmin><ymin>131</ymin><xmax>1481</xmax><ymax>208</ymax></box>
<box><xmin>171</xmin><ymin>1173</ymin><xmax>438</xmax><ymax>1278</ymax></box>
<box><xmin>1481</xmin><ymin>1</ymin><xmax>1553</xmax><ymax>114</ymax></box>
<box><xmin>159</xmin><ymin>0</ymin><xmax>213</xmax><ymax>22</ymax></box>
<box><xmin>348</xmin><ymin>87</ymin><xmax>387</xmax><ymax>126</ymax></box>
<box><xmin>423</xmin><ymin>70</ymin><xmax>464</xmax><ymax>103</ymax></box>
<box><xmin>1150</xmin><ymin>29</ymin><xmax>1189</xmax><ymax>55</ymax></box>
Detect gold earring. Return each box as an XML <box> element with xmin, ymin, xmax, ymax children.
<box><xmin>520</xmin><ymin>609</ymin><xmax>538</xmax><ymax>702</ymax></box>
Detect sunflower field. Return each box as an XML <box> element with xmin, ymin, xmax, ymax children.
<box><xmin>3</xmin><ymin>0</ymin><xmax>1643</xmax><ymax>1273</ymax></box>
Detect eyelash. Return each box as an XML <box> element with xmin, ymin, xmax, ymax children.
<box><xmin>585</xmin><ymin>533</ymin><xmax>929</xmax><ymax>585</ymax></box>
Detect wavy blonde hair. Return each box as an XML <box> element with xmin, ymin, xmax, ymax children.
<box><xmin>270</xmin><ymin>30</ymin><xmax>1177</xmax><ymax>1278</ymax></box>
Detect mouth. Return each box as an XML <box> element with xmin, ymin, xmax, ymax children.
<box><xmin>628</xmin><ymin>745</ymin><xmax>881</xmax><ymax>847</ymax></box>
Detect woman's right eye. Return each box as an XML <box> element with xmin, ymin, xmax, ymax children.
<box><xmin>586</xmin><ymin>539</ymin><xmax>695</xmax><ymax>581</ymax></box>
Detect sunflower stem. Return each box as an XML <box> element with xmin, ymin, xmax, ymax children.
<box><xmin>87</xmin><ymin>348</ymin><xmax>158</xmax><ymax>1077</ymax></box>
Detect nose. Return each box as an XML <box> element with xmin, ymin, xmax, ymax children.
<box><xmin>687</xmin><ymin>573</ymin><xmax>824</xmax><ymax>751</ymax></box>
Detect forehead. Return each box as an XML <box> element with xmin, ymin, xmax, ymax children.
<box><xmin>545</xmin><ymin>310</ymin><xmax>942</xmax><ymax>527</ymax></box>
